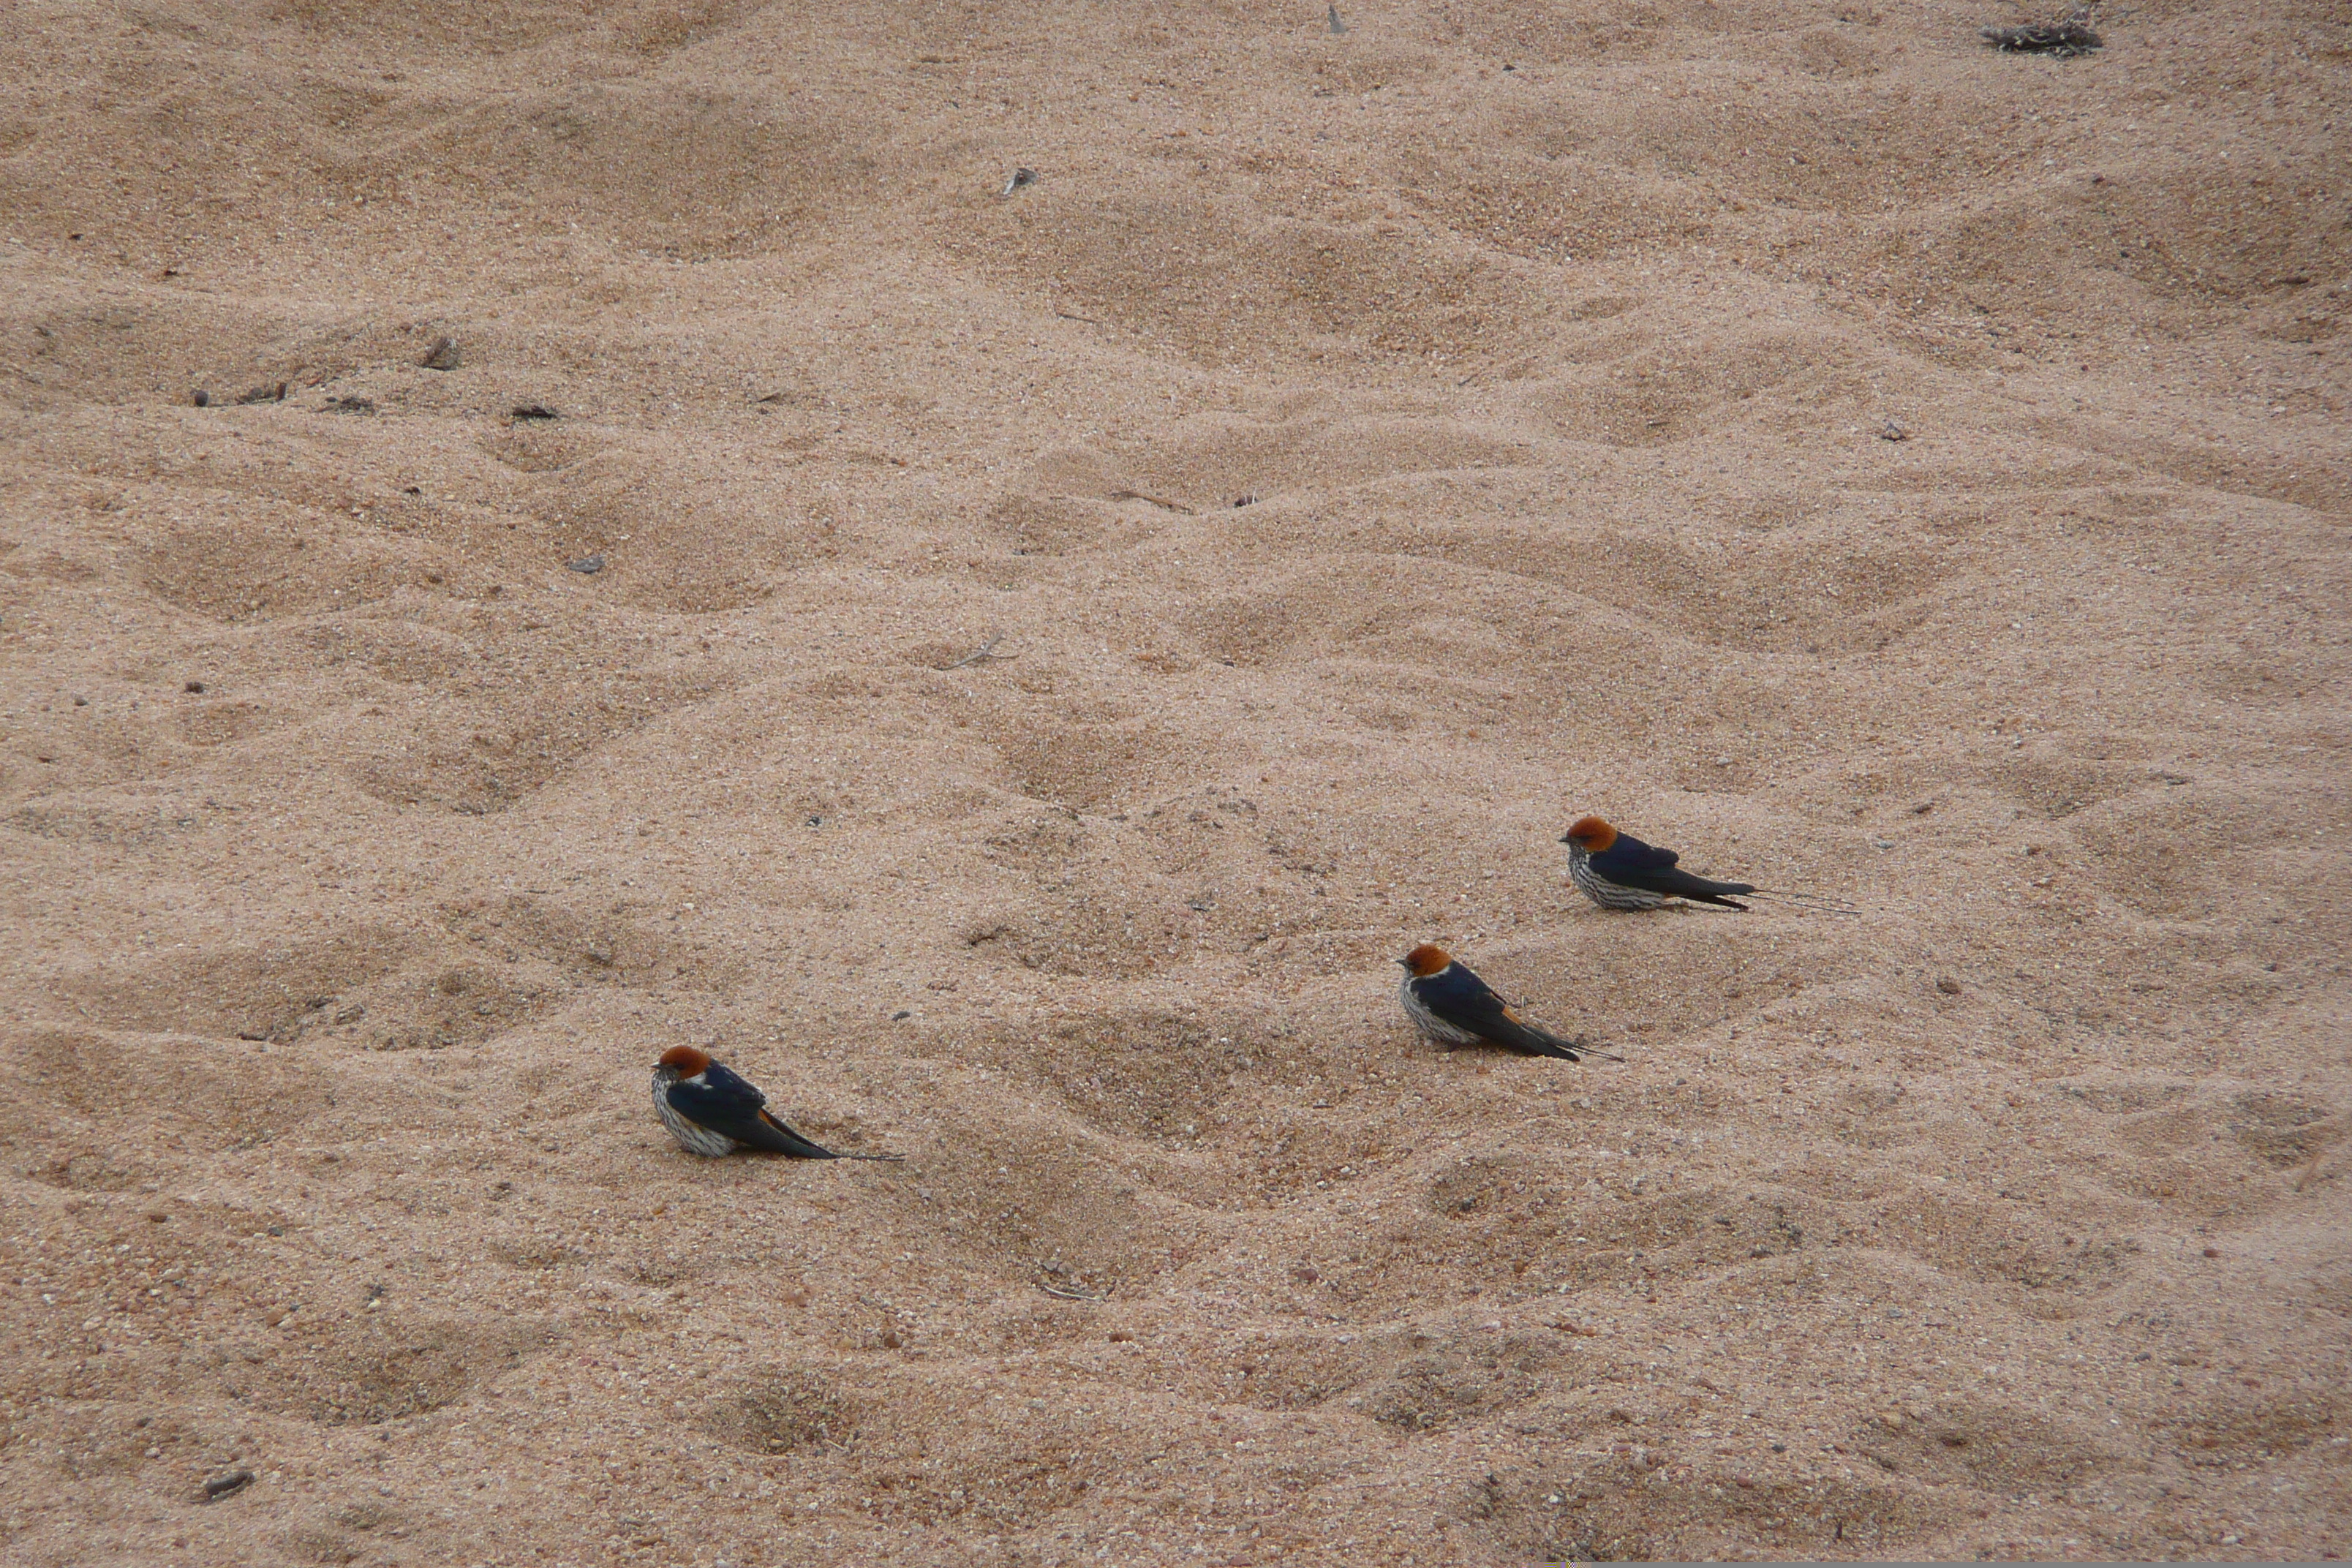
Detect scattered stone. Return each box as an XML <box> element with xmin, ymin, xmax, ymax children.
<box><xmin>325</xmin><ymin>395</ymin><xmax>376</xmax><ymax>414</ymax></box>
<box><xmin>184</xmin><ymin>680</ymin><xmax>206</xmax><ymax>693</ymax></box>
<box><xmin>421</xmin><ymin>335</ymin><xmax>461</xmax><ymax>370</ymax></box>
<box><xmin>567</xmin><ymin>554</ymin><xmax>605</xmax><ymax>574</ymax></box>
<box><xmin>191</xmin><ymin>388</ymin><xmax>211</xmax><ymax>407</ymax></box>
<box><xmin>1001</xmin><ymin>166</ymin><xmax>1039</xmax><ymax>197</ymax></box>
<box><xmin>1879</xmin><ymin>418</ymin><xmax>1909</xmax><ymax>441</ymax></box>
<box><xmin>1327</xmin><ymin>2</ymin><xmax>1346</xmax><ymax>34</ymax></box>
<box><xmin>1936</xmin><ymin>976</ymin><xmax>1962</xmax><ymax>995</ymax></box>
<box><xmin>892</xmin><ymin>1009</ymin><xmax>911</xmax><ymax>1021</ymax></box>
<box><xmin>201</xmin><ymin>1469</ymin><xmax>255</xmax><ymax>1501</ymax></box>
<box><xmin>510</xmin><ymin>404</ymin><xmax>559</xmax><ymax>421</ymax></box>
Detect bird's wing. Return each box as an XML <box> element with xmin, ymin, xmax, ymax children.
<box><xmin>1421</xmin><ymin>963</ymin><xmax>1515</xmax><ymax>1033</ymax></box>
<box><xmin>1496</xmin><ymin>1006</ymin><xmax>1618</xmax><ymax>1063</ymax></box>
<box><xmin>747</xmin><ymin>1108</ymin><xmax>848</xmax><ymax>1159</ymax></box>
<box><xmin>1595</xmin><ymin>835</ymin><xmax>1754</xmax><ymax>898</ymax></box>
<box><xmin>663</xmin><ymin>1065</ymin><xmax>836</xmax><ymax>1158</ymax></box>
<box><xmin>1427</xmin><ymin>966</ymin><xmax>1610</xmax><ymax>1062</ymax></box>
<box><xmin>1594</xmin><ymin>833</ymin><xmax>1681</xmax><ymax>874</ymax></box>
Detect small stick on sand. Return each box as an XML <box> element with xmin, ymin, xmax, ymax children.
<box><xmin>1109</xmin><ymin>488</ymin><xmax>1194</xmax><ymax>514</ymax></box>
<box><xmin>1040</xmin><ymin>1281</ymin><xmax>1108</xmax><ymax>1302</ymax></box>
<box><xmin>941</xmin><ymin>632</ymin><xmax>1015</xmax><ymax>670</ymax></box>
<box><xmin>2293</xmin><ymin>1130</ymin><xmax>2337</xmax><ymax>1194</ymax></box>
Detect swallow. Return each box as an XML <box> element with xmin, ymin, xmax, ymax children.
<box><xmin>1559</xmin><ymin>815</ymin><xmax>1858</xmax><ymax>914</ymax></box>
<box><xmin>650</xmin><ymin>1046</ymin><xmax>901</xmax><ymax>1160</ymax></box>
<box><xmin>1395</xmin><ymin>943</ymin><xmax>1619</xmax><ymax>1062</ymax></box>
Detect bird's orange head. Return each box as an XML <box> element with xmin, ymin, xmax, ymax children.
<box><xmin>1561</xmin><ymin>815</ymin><xmax>1617</xmax><ymax>852</ymax></box>
<box><xmin>657</xmin><ymin>1045</ymin><xmax>712</xmax><ymax>1077</ymax></box>
<box><xmin>1398</xmin><ymin>943</ymin><xmax>1453</xmax><ymax>978</ymax></box>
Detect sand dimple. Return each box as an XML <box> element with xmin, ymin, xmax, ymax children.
<box><xmin>1</xmin><ymin>0</ymin><xmax>2345</xmax><ymax>1562</ymax></box>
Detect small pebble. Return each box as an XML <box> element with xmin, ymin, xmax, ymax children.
<box><xmin>192</xmin><ymin>389</ymin><xmax>210</xmax><ymax>407</ymax></box>
<box><xmin>510</xmin><ymin>404</ymin><xmax>559</xmax><ymax>421</ymax></box>
<box><xmin>1936</xmin><ymin>976</ymin><xmax>1961</xmax><ymax>995</ymax></box>
<box><xmin>567</xmin><ymin>554</ymin><xmax>605</xmax><ymax>574</ymax></box>
<box><xmin>202</xmin><ymin>1469</ymin><xmax>254</xmax><ymax>1501</ymax></box>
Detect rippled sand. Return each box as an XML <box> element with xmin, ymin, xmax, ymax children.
<box><xmin>1</xmin><ymin>0</ymin><xmax>2345</xmax><ymax>1561</ymax></box>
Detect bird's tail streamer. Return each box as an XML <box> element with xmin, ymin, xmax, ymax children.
<box><xmin>1559</xmin><ymin>1034</ymin><xmax>1627</xmax><ymax>1064</ymax></box>
<box><xmin>1746</xmin><ymin>888</ymin><xmax>1864</xmax><ymax>916</ymax></box>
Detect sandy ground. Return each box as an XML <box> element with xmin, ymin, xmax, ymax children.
<box><xmin>1</xmin><ymin>0</ymin><xmax>2348</xmax><ymax>1562</ymax></box>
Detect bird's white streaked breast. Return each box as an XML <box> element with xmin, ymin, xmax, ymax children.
<box><xmin>651</xmin><ymin>1074</ymin><xmax>737</xmax><ymax>1157</ymax></box>
<box><xmin>1567</xmin><ymin>844</ymin><xmax>1668</xmax><ymax>911</ymax></box>
<box><xmin>1400</xmin><ymin>973</ymin><xmax>1481</xmax><ymax>1045</ymax></box>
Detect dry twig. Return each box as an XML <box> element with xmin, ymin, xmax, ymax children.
<box><xmin>1980</xmin><ymin>9</ymin><xmax>2103</xmax><ymax>55</ymax></box>
<box><xmin>1109</xmin><ymin>488</ymin><xmax>1194</xmax><ymax>514</ymax></box>
<box><xmin>1039</xmin><ymin>1281</ymin><xmax>1109</xmax><ymax>1302</ymax></box>
<box><xmin>941</xmin><ymin>632</ymin><xmax>1015</xmax><ymax>670</ymax></box>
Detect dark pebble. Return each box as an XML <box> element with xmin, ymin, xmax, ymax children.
<box><xmin>184</xmin><ymin>680</ymin><xmax>206</xmax><ymax>693</ymax></box>
<box><xmin>567</xmin><ymin>554</ymin><xmax>604</xmax><ymax>574</ymax></box>
<box><xmin>510</xmin><ymin>404</ymin><xmax>559</xmax><ymax>421</ymax></box>
<box><xmin>892</xmin><ymin>1010</ymin><xmax>911</xmax><ymax>1021</ymax></box>
<box><xmin>201</xmin><ymin>1469</ymin><xmax>255</xmax><ymax>1501</ymax></box>
<box><xmin>192</xmin><ymin>389</ymin><xmax>210</xmax><ymax>407</ymax></box>
<box><xmin>1936</xmin><ymin>976</ymin><xmax>1961</xmax><ymax>995</ymax></box>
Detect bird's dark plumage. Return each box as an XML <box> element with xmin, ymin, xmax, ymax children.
<box><xmin>1561</xmin><ymin>815</ymin><xmax>1756</xmax><ymax>911</ymax></box>
<box><xmin>1396</xmin><ymin>943</ymin><xmax>1617</xmax><ymax>1063</ymax></box>
<box><xmin>650</xmin><ymin>1045</ymin><xmax>901</xmax><ymax>1160</ymax></box>
<box><xmin>664</xmin><ymin>1062</ymin><xmax>848</xmax><ymax>1158</ymax></box>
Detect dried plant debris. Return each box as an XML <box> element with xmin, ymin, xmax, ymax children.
<box><xmin>1981</xmin><ymin>10</ymin><xmax>2103</xmax><ymax>55</ymax></box>
<box><xmin>324</xmin><ymin>395</ymin><xmax>377</xmax><ymax>415</ymax></box>
<box><xmin>421</xmin><ymin>335</ymin><xmax>461</xmax><ymax>370</ymax></box>
<box><xmin>510</xmin><ymin>404</ymin><xmax>559</xmax><ymax>421</ymax></box>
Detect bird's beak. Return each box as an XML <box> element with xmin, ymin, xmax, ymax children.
<box><xmin>1558</xmin><ymin>832</ymin><xmax>1573</xmax><ymax>844</ymax></box>
<box><xmin>1394</xmin><ymin>957</ymin><xmax>1410</xmax><ymax>968</ymax></box>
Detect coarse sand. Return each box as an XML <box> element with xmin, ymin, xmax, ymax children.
<box><xmin>1</xmin><ymin>0</ymin><xmax>2347</xmax><ymax>1562</ymax></box>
